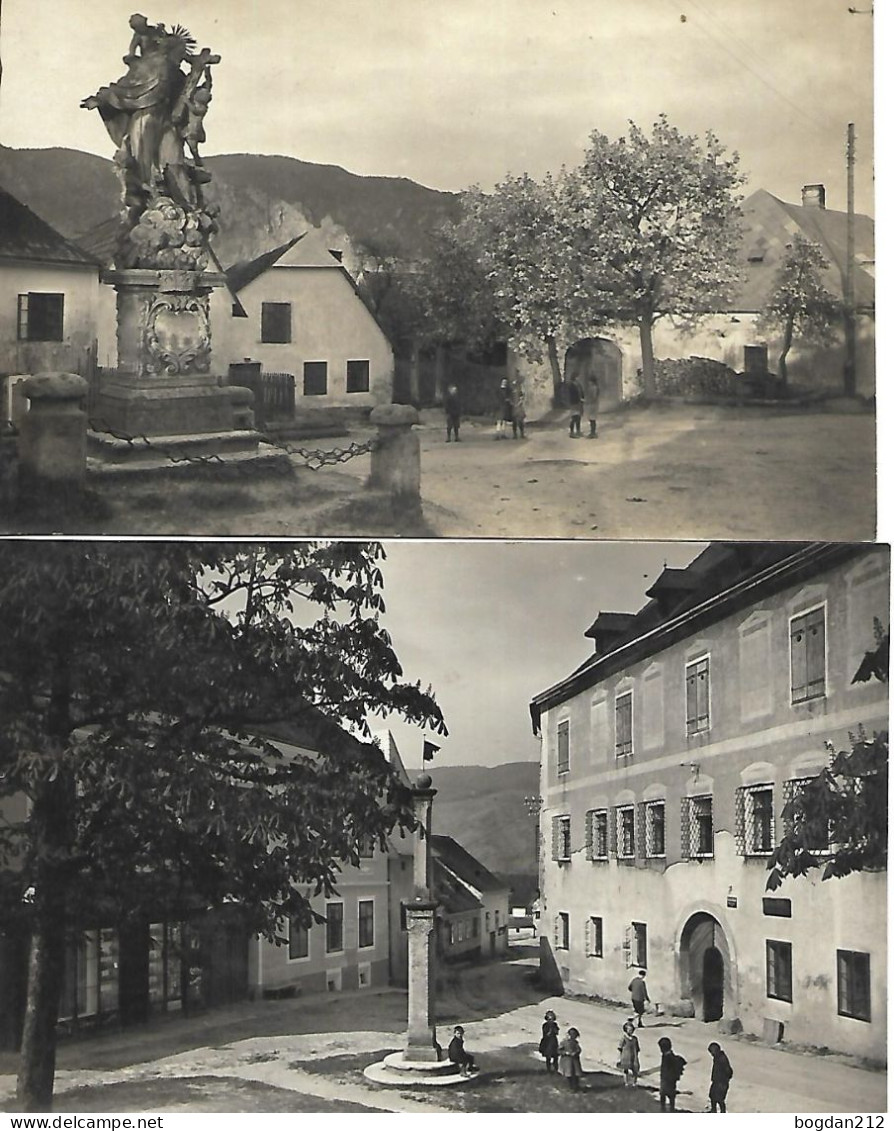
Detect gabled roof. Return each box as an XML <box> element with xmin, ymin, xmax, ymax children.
<box><xmin>732</xmin><ymin>189</ymin><xmax>875</xmax><ymax>312</ymax></box>
<box><xmin>226</xmin><ymin>229</ymin><xmax>348</xmax><ymax>294</ymax></box>
<box><xmin>432</xmin><ymin>857</ymin><xmax>482</xmax><ymax>914</ymax></box>
<box><xmin>226</xmin><ymin>234</ymin><xmax>306</xmax><ymax>294</ymax></box>
<box><xmin>430</xmin><ymin>834</ymin><xmax>510</xmax><ymax>895</ymax></box>
<box><xmin>0</xmin><ymin>185</ymin><xmax>99</xmax><ymax>268</ymax></box>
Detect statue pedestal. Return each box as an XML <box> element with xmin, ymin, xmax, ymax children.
<box><xmin>90</xmin><ymin>269</ymin><xmax>264</xmax><ymax>468</ymax></box>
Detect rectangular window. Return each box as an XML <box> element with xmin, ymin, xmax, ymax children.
<box><xmin>632</xmin><ymin>922</ymin><xmax>647</xmax><ymax>968</ymax></box>
<box><xmin>766</xmin><ymin>939</ymin><xmax>793</xmax><ymax>1002</ymax></box>
<box><xmin>615</xmin><ymin>691</ymin><xmax>633</xmax><ymax>758</ymax></box>
<box><xmin>687</xmin><ymin>795</ymin><xmax>714</xmax><ymax>858</ymax></box>
<box><xmin>289</xmin><ymin>917</ymin><xmax>309</xmax><ymax>960</ymax></box>
<box><xmin>303</xmin><ymin>361</ymin><xmax>328</xmax><ymax>396</ymax></box>
<box><xmin>557</xmin><ymin>719</ymin><xmax>570</xmax><ymax>775</ymax></box>
<box><xmin>645</xmin><ymin>801</ymin><xmax>666</xmax><ymax>858</ymax></box>
<box><xmin>746</xmin><ymin>786</ymin><xmax>775</xmax><ymax>855</ymax></box>
<box><xmin>552</xmin><ymin>815</ymin><xmax>571</xmax><ymax>862</ymax></box>
<box><xmin>685</xmin><ymin>656</ymin><xmax>710</xmax><ymax>735</ymax></box>
<box><xmin>587</xmin><ymin>809</ymin><xmax>609</xmax><ymax>860</ymax></box>
<box><xmin>358</xmin><ymin>899</ymin><xmax>374</xmax><ymax>949</ymax></box>
<box><xmin>358</xmin><ymin>835</ymin><xmax>375</xmax><ymax>859</ymax></box>
<box><xmin>556</xmin><ymin>912</ymin><xmax>570</xmax><ymax>950</ymax></box>
<box><xmin>837</xmin><ymin>950</ymin><xmax>871</xmax><ymax>1021</ymax></box>
<box><xmin>587</xmin><ymin>916</ymin><xmax>604</xmax><ymax>958</ymax></box>
<box><xmin>472</xmin><ymin>917</ymin><xmax>479</xmax><ymax>938</ymax></box>
<box><xmin>261</xmin><ymin>301</ymin><xmax>292</xmax><ymax>343</ymax></box>
<box><xmin>784</xmin><ymin>777</ymin><xmax>830</xmax><ymax>853</ymax></box>
<box><xmin>791</xmin><ymin>606</ymin><xmax>826</xmax><ymax>703</ymax></box>
<box><xmin>346</xmin><ymin>359</ymin><xmax>370</xmax><ymax>393</ymax></box>
<box><xmin>325</xmin><ymin>902</ymin><xmax>344</xmax><ymax>953</ymax></box>
<box><xmin>617</xmin><ymin>806</ymin><xmax>635</xmax><ymax>859</ymax></box>
<box><xmin>17</xmin><ymin>292</ymin><xmax>64</xmax><ymax>342</ymax></box>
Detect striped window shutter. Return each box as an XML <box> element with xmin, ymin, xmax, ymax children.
<box><xmin>635</xmin><ymin>802</ymin><xmax>646</xmax><ymax>858</ymax></box>
<box><xmin>680</xmin><ymin>796</ymin><xmax>691</xmax><ymax>860</ymax></box>
<box><xmin>553</xmin><ymin>915</ymin><xmax>560</xmax><ymax>948</ymax></box>
<box><xmin>585</xmin><ymin>810</ymin><xmax>594</xmax><ymax>860</ymax></box>
<box><xmin>734</xmin><ymin>787</ymin><xmax>746</xmax><ymax>855</ymax></box>
<box><xmin>551</xmin><ymin>816</ymin><xmax>561</xmax><ymax>861</ymax></box>
<box><xmin>622</xmin><ymin>923</ymin><xmax>632</xmax><ymax>967</ymax></box>
<box><xmin>584</xmin><ymin>916</ymin><xmax>591</xmax><ymax>954</ymax></box>
<box><xmin>609</xmin><ymin>807</ymin><xmax>618</xmax><ymax>856</ymax></box>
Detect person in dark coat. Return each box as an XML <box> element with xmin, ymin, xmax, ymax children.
<box><xmin>567</xmin><ymin>378</ymin><xmax>583</xmax><ymax>437</ymax></box>
<box><xmin>445</xmin><ymin>384</ymin><xmax>462</xmax><ymax>442</ymax></box>
<box><xmin>628</xmin><ymin>969</ymin><xmax>650</xmax><ymax>1026</ymax></box>
<box><xmin>447</xmin><ymin>1025</ymin><xmax>477</xmax><ymax>1076</ymax></box>
<box><xmin>657</xmin><ymin>1036</ymin><xmax>686</xmax><ymax>1112</ymax></box>
<box><xmin>557</xmin><ymin>1026</ymin><xmax>583</xmax><ymax>1091</ymax></box>
<box><xmin>538</xmin><ymin>1009</ymin><xmax>559</xmax><ymax>1072</ymax></box>
<box><xmin>708</xmin><ymin>1041</ymin><xmax>733</xmax><ymax>1112</ymax></box>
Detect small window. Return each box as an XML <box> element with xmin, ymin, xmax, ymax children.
<box><xmin>587</xmin><ymin>809</ymin><xmax>609</xmax><ymax>861</ymax></box>
<box><xmin>744</xmin><ymin>785</ymin><xmax>775</xmax><ymax>855</ymax></box>
<box><xmin>288</xmin><ymin>917</ymin><xmax>309</xmax><ymax>960</ymax></box>
<box><xmin>472</xmin><ymin>916</ymin><xmax>479</xmax><ymax>938</ymax></box>
<box><xmin>325</xmin><ymin>902</ymin><xmax>344</xmax><ymax>953</ymax></box>
<box><xmin>553</xmin><ymin>815</ymin><xmax>571</xmax><ymax>862</ymax></box>
<box><xmin>617</xmin><ymin>806</ymin><xmax>635</xmax><ymax>859</ymax></box>
<box><xmin>358</xmin><ymin>835</ymin><xmax>375</xmax><ymax>859</ymax></box>
<box><xmin>837</xmin><ymin>950</ymin><xmax>871</xmax><ymax>1021</ymax></box>
<box><xmin>346</xmin><ymin>359</ymin><xmax>370</xmax><ymax>393</ymax></box>
<box><xmin>587</xmin><ymin>916</ymin><xmax>604</xmax><ymax>958</ymax></box>
<box><xmin>645</xmin><ymin>801</ymin><xmax>666</xmax><ymax>858</ymax></box>
<box><xmin>766</xmin><ymin>939</ymin><xmax>793</xmax><ymax>1002</ymax></box>
<box><xmin>791</xmin><ymin>606</ymin><xmax>826</xmax><ymax>703</ymax></box>
<box><xmin>358</xmin><ymin>899</ymin><xmax>374</xmax><ymax>949</ymax></box>
<box><xmin>17</xmin><ymin>293</ymin><xmax>64</xmax><ymax>342</ymax></box>
<box><xmin>556</xmin><ymin>912</ymin><xmax>570</xmax><ymax>950</ymax></box>
<box><xmin>685</xmin><ymin>795</ymin><xmax>714</xmax><ymax>858</ymax></box>
<box><xmin>261</xmin><ymin>301</ymin><xmax>292</xmax><ymax>344</ymax></box>
<box><xmin>632</xmin><ymin>922</ymin><xmax>647</xmax><ymax>968</ymax></box>
<box><xmin>615</xmin><ymin>692</ymin><xmax>633</xmax><ymax>758</ymax></box>
<box><xmin>685</xmin><ymin>656</ymin><xmax>710</xmax><ymax>735</ymax></box>
<box><xmin>485</xmin><ymin>911</ymin><xmax>491</xmax><ymax>930</ymax></box>
<box><xmin>303</xmin><ymin>361</ymin><xmax>328</xmax><ymax>396</ymax></box>
<box><xmin>557</xmin><ymin>719</ymin><xmax>570</xmax><ymax>775</ymax></box>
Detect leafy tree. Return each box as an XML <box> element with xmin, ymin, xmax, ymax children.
<box><xmin>756</xmin><ymin>233</ymin><xmax>841</xmax><ymax>388</ymax></box>
<box><xmin>766</xmin><ymin>729</ymin><xmax>888</xmax><ymax>891</ymax></box>
<box><xmin>568</xmin><ymin>116</ymin><xmax>744</xmax><ymax>398</ymax></box>
<box><xmin>461</xmin><ymin>172</ymin><xmax>586</xmax><ymax>398</ymax></box>
<box><xmin>0</xmin><ymin>542</ymin><xmax>445</xmax><ymax>1110</ymax></box>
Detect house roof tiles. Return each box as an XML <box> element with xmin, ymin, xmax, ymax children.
<box><xmin>0</xmin><ymin>185</ymin><xmax>99</xmax><ymax>267</ymax></box>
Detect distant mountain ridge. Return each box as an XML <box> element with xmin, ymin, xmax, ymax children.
<box><xmin>428</xmin><ymin>761</ymin><xmax>540</xmax><ymax>877</ymax></box>
<box><xmin>0</xmin><ymin>144</ymin><xmax>459</xmax><ymax>268</ymax></box>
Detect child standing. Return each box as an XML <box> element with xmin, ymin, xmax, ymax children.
<box><xmin>557</xmin><ymin>1026</ymin><xmax>583</xmax><ymax>1091</ymax></box>
<box><xmin>708</xmin><ymin>1041</ymin><xmax>733</xmax><ymax>1112</ymax></box>
<box><xmin>617</xmin><ymin>1019</ymin><xmax>641</xmax><ymax>1087</ymax></box>
<box><xmin>539</xmin><ymin>1009</ymin><xmax>560</xmax><ymax>1072</ymax></box>
<box><xmin>657</xmin><ymin>1036</ymin><xmax>687</xmax><ymax>1112</ymax></box>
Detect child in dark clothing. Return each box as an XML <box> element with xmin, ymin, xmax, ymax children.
<box><xmin>538</xmin><ymin>1009</ymin><xmax>560</xmax><ymax>1072</ymax></box>
<box><xmin>447</xmin><ymin>1025</ymin><xmax>477</xmax><ymax>1076</ymax></box>
<box><xmin>708</xmin><ymin>1041</ymin><xmax>733</xmax><ymax>1112</ymax></box>
<box><xmin>657</xmin><ymin>1036</ymin><xmax>686</xmax><ymax>1111</ymax></box>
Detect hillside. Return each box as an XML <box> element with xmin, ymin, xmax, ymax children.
<box><xmin>427</xmin><ymin>761</ymin><xmax>540</xmax><ymax>878</ymax></box>
<box><xmin>0</xmin><ymin>145</ymin><xmax>458</xmax><ymax>268</ymax></box>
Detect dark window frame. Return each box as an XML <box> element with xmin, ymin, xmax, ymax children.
<box><xmin>766</xmin><ymin>938</ymin><xmax>793</xmax><ymax>1002</ymax></box>
<box><xmin>325</xmin><ymin>901</ymin><xmax>345</xmax><ymax>954</ymax></box>
<box><xmin>358</xmin><ymin>899</ymin><xmax>375</xmax><ymax>949</ymax></box>
<box><xmin>837</xmin><ymin>950</ymin><xmax>871</xmax><ymax>1022</ymax></box>
<box><xmin>346</xmin><ymin>359</ymin><xmax>370</xmax><ymax>393</ymax></box>
<box><xmin>260</xmin><ymin>301</ymin><xmax>292</xmax><ymax>344</ymax></box>
<box><xmin>17</xmin><ymin>292</ymin><xmax>64</xmax><ymax>342</ymax></box>
<box><xmin>288</xmin><ymin>917</ymin><xmax>309</xmax><ymax>960</ymax></box>
<box><xmin>645</xmin><ymin>800</ymin><xmax>666</xmax><ymax>858</ymax></box>
<box><xmin>303</xmin><ymin>360</ymin><xmax>328</xmax><ymax>397</ymax></box>
<box><xmin>588</xmin><ymin>916</ymin><xmax>604</xmax><ymax>958</ymax></box>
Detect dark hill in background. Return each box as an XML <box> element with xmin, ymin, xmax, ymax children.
<box><xmin>428</xmin><ymin>761</ymin><xmax>540</xmax><ymax>878</ymax></box>
<box><xmin>0</xmin><ymin>145</ymin><xmax>458</xmax><ymax>267</ymax></box>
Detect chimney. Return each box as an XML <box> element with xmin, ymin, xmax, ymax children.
<box><xmin>801</xmin><ymin>184</ymin><xmax>826</xmax><ymax>210</ymax></box>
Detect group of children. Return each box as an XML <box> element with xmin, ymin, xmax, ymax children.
<box><xmin>538</xmin><ymin>1009</ymin><xmax>734</xmax><ymax>1111</ymax></box>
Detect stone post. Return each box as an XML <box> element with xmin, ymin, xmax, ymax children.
<box><xmin>403</xmin><ymin>773</ymin><xmax>440</xmax><ymax>1062</ymax></box>
<box><xmin>18</xmin><ymin>373</ymin><xmax>88</xmax><ymax>502</ymax></box>
<box><xmin>368</xmin><ymin>404</ymin><xmax>421</xmax><ymax>513</ymax></box>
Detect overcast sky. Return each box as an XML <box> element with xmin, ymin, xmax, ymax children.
<box><xmin>375</xmin><ymin>540</ymin><xmax>703</xmax><ymax>772</ymax></box>
<box><xmin>0</xmin><ymin>0</ymin><xmax>876</xmax><ymax>215</ymax></box>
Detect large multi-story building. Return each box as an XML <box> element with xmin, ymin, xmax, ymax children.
<box><xmin>530</xmin><ymin>543</ymin><xmax>888</xmax><ymax>1062</ymax></box>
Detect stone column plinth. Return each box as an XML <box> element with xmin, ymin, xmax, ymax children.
<box><xmin>18</xmin><ymin>372</ymin><xmax>88</xmax><ymax>497</ymax></box>
<box><xmin>404</xmin><ymin>900</ymin><xmax>440</xmax><ymax>1061</ymax></box>
<box><xmin>368</xmin><ymin>404</ymin><xmax>421</xmax><ymax>510</ymax></box>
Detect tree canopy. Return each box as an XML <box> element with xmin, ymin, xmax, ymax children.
<box><xmin>766</xmin><ymin>729</ymin><xmax>888</xmax><ymax>891</ymax></box>
<box><xmin>0</xmin><ymin>541</ymin><xmax>446</xmax><ymax>1109</ymax></box>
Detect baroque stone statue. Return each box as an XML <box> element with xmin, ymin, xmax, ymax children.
<box><xmin>82</xmin><ymin>14</ymin><xmax>220</xmax><ymax>270</ymax></box>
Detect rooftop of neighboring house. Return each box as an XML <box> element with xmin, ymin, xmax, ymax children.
<box><xmin>226</xmin><ymin>229</ymin><xmax>346</xmax><ymax>294</ymax></box>
<box><xmin>731</xmin><ymin>187</ymin><xmax>875</xmax><ymax>312</ymax></box>
<box><xmin>0</xmin><ymin>185</ymin><xmax>99</xmax><ymax>268</ymax></box>
<box><xmin>532</xmin><ymin>542</ymin><xmax>872</xmax><ymax>719</ymax></box>
<box><xmin>432</xmin><ymin>856</ymin><xmax>483</xmax><ymax>915</ymax></box>
<box><xmin>430</xmin><ymin>834</ymin><xmax>511</xmax><ymax>896</ymax></box>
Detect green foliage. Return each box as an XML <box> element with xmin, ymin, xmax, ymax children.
<box><xmin>0</xmin><ymin>542</ymin><xmax>446</xmax><ymax>937</ymax></box>
<box><xmin>766</xmin><ymin>729</ymin><xmax>888</xmax><ymax>891</ymax></box>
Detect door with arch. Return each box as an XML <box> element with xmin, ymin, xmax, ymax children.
<box><xmin>680</xmin><ymin>913</ymin><xmax>731</xmax><ymax>1022</ymax></box>
<box><xmin>564</xmin><ymin>338</ymin><xmax>624</xmax><ymax>411</ymax></box>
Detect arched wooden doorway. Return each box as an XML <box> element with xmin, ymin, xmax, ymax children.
<box><xmin>564</xmin><ymin>338</ymin><xmax>624</xmax><ymax>411</ymax></box>
<box><xmin>680</xmin><ymin>913</ymin><xmax>731</xmax><ymax>1022</ymax></box>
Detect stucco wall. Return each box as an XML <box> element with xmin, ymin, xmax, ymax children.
<box><xmin>538</xmin><ymin>548</ymin><xmax>889</xmax><ymax>1060</ymax></box>
<box><xmin>211</xmin><ymin>266</ymin><xmax>393</xmax><ymax>407</ymax></box>
<box><xmin>0</xmin><ymin>263</ymin><xmax>101</xmax><ymax>377</ymax></box>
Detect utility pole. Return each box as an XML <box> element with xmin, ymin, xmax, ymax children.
<box><xmin>843</xmin><ymin>122</ymin><xmax>857</xmax><ymax>398</ymax></box>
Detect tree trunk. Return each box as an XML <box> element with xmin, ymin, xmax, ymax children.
<box><xmin>16</xmin><ymin>869</ymin><xmax>67</xmax><ymax>1112</ymax></box>
<box><xmin>433</xmin><ymin>344</ymin><xmax>448</xmax><ymax>406</ymax></box>
<box><xmin>777</xmin><ymin>316</ymin><xmax>794</xmax><ymax>390</ymax></box>
<box><xmin>545</xmin><ymin>336</ymin><xmax>563</xmax><ymax>403</ymax></box>
<box><xmin>408</xmin><ymin>341</ymin><xmax>421</xmax><ymax>406</ymax></box>
<box><xmin>638</xmin><ymin>317</ymin><xmax>656</xmax><ymax>399</ymax></box>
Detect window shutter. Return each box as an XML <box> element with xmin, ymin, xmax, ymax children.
<box><xmin>735</xmin><ymin>787</ymin><xmax>746</xmax><ymax>855</ymax></box>
<box><xmin>585</xmin><ymin>810</ymin><xmax>594</xmax><ymax>860</ymax></box>
<box><xmin>609</xmin><ymin>807</ymin><xmax>618</xmax><ymax>856</ymax></box>
<box><xmin>553</xmin><ymin>915</ymin><xmax>559</xmax><ymax>948</ymax></box>
<box><xmin>584</xmin><ymin>916</ymin><xmax>591</xmax><ymax>955</ymax></box>
<box><xmin>680</xmin><ymin>796</ymin><xmax>691</xmax><ymax>860</ymax></box>
<box><xmin>17</xmin><ymin>294</ymin><xmax>28</xmax><ymax>340</ymax></box>
<box><xmin>635</xmin><ymin>802</ymin><xmax>646</xmax><ymax>858</ymax></box>
<box><xmin>551</xmin><ymin>816</ymin><xmax>560</xmax><ymax>861</ymax></box>
<box><xmin>623</xmin><ymin>923</ymin><xmax>632</xmax><ymax>967</ymax></box>
<box><xmin>781</xmin><ymin>779</ymin><xmax>796</xmax><ymax>837</ymax></box>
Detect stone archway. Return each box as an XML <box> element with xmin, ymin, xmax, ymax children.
<box><xmin>564</xmin><ymin>338</ymin><xmax>624</xmax><ymax>411</ymax></box>
<box><xmin>680</xmin><ymin>912</ymin><xmax>732</xmax><ymax>1022</ymax></box>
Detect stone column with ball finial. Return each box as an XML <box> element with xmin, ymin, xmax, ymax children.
<box><xmin>403</xmin><ymin>771</ymin><xmax>439</xmax><ymax>1061</ymax></box>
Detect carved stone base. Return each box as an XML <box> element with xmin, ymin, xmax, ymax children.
<box><xmin>91</xmin><ymin>371</ymin><xmax>248</xmax><ymax>438</ymax></box>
